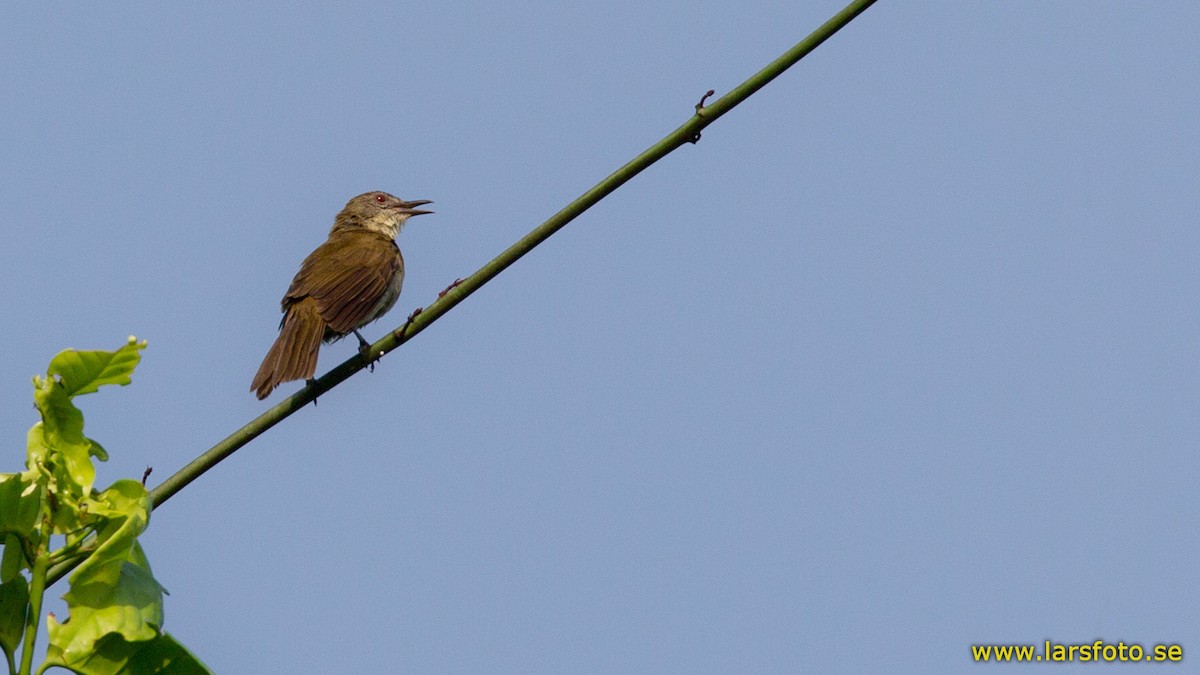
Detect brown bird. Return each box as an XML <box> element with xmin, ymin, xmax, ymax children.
<box><xmin>251</xmin><ymin>191</ymin><xmax>433</xmax><ymax>399</ymax></box>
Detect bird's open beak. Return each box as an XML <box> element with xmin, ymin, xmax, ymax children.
<box><xmin>398</xmin><ymin>199</ymin><xmax>434</xmax><ymax>216</ymax></box>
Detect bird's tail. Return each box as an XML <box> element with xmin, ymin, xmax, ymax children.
<box><xmin>251</xmin><ymin>298</ymin><xmax>325</xmax><ymax>400</ymax></box>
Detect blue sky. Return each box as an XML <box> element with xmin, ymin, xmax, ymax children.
<box><xmin>2</xmin><ymin>2</ymin><xmax>1197</xmax><ymax>673</ymax></box>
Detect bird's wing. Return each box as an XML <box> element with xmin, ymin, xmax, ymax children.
<box><xmin>283</xmin><ymin>231</ymin><xmax>403</xmax><ymax>334</ymax></box>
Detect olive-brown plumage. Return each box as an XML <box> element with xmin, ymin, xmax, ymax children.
<box><xmin>251</xmin><ymin>191</ymin><xmax>432</xmax><ymax>399</ymax></box>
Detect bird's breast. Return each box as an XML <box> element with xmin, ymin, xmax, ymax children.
<box><xmin>363</xmin><ymin>264</ymin><xmax>404</xmax><ymax>327</ymax></box>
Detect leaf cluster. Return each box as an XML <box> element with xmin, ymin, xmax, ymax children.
<box><xmin>0</xmin><ymin>338</ymin><xmax>210</xmax><ymax>675</ymax></box>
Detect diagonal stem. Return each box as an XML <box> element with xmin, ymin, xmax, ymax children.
<box><xmin>47</xmin><ymin>0</ymin><xmax>878</xmax><ymax>588</ymax></box>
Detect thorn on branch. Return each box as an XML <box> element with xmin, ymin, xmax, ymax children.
<box><xmin>141</xmin><ymin>466</ymin><xmax>153</xmax><ymax>486</ymax></box>
<box><xmin>438</xmin><ymin>278</ymin><xmax>464</xmax><ymax>299</ymax></box>
<box><xmin>396</xmin><ymin>306</ymin><xmax>424</xmax><ymax>340</ymax></box>
<box><xmin>690</xmin><ymin>90</ymin><xmax>715</xmax><ymax>144</ymax></box>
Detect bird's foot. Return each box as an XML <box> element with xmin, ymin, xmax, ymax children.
<box><xmin>352</xmin><ymin>330</ymin><xmax>380</xmax><ymax>372</ymax></box>
<box><xmin>305</xmin><ymin>378</ymin><xmax>318</xmax><ymax>405</ymax></box>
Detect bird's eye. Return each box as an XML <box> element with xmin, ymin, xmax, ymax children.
<box><xmin>374</xmin><ymin>194</ymin><xmax>387</xmax><ymax>204</ymax></box>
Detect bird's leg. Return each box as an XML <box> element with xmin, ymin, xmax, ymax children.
<box><xmin>305</xmin><ymin>378</ymin><xmax>318</xmax><ymax>405</ymax></box>
<box><xmin>353</xmin><ymin>330</ymin><xmax>378</xmax><ymax>372</ymax></box>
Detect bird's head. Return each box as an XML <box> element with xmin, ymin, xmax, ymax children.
<box><xmin>333</xmin><ymin>191</ymin><xmax>433</xmax><ymax>238</ymax></box>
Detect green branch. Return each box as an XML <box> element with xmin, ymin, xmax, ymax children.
<box><xmin>47</xmin><ymin>0</ymin><xmax>878</xmax><ymax>587</ymax></box>
<box><xmin>20</xmin><ymin>546</ymin><xmax>48</xmax><ymax>675</ymax></box>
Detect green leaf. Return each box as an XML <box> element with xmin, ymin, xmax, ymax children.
<box><xmin>29</xmin><ymin>339</ymin><xmax>146</xmax><ymax>508</ymax></box>
<box><xmin>33</xmin><ymin>382</ymin><xmax>87</xmax><ymax>454</ymax></box>
<box><xmin>88</xmin><ymin>437</ymin><xmax>110</xmax><ymax>462</ymax></box>
<box><xmin>58</xmin><ymin>434</ymin><xmax>98</xmax><ymax>502</ymax></box>
<box><xmin>0</xmin><ymin>575</ymin><xmax>29</xmax><ymax>665</ymax></box>
<box><xmin>43</xmin><ymin>630</ymin><xmax>214</xmax><ymax>675</ymax></box>
<box><xmin>25</xmin><ymin>423</ymin><xmax>50</xmax><ymax>469</ymax></box>
<box><xmin>84</xmin><ymin>480</ymin><xmax>150</xmax><ymax>523</ymax></box>
<box><xmin>2</xmin><ymin>535</ymin><xmax>26</xmax><ymax>581</ymax></box>
<box><xmin>46</xmin><ymin>337</ymin><xmax>147</xmax><ymax>398</ymax></box>
<box><xmin>0</xmin><ymin>471</ymin><xmax>42</xmax><ymax>540</ymax></box>
<box><xmin>51</xmin><ymin>542</ymin><xmax>166</xmax><ymax>665</ymax></box>
<box><xmin>70</xmin><ymin>481</ymin><xmax>154</xmax><ymax>587</ymax></box>
<box><xmin>52</xmin><ymin>482</ymin><xmax>164</xmax><ymax>664</ymax></box>
<box><xmin>27</xmin><ymin>423</ymin><xmax>91</xmax><ymax>533</ymax></box>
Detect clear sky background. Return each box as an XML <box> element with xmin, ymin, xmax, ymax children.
<box><xmin>2</xmin><ymin>2</ymin><xmax>1197</xmax><ymax>673</ymax></box>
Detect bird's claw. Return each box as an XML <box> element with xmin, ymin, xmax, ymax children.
<box><xmin>351</xmin><ymin>329</ymin><xmax>380</xmax><ymax>372</ymax></box>
<box><xmin>358</xmin><ymin>343</ymin><xmax>379</xmax><ymax>372</ymax></box>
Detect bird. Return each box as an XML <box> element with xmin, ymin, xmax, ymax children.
<box><xmin>251</xmin><ymin>191</ymin><xmax>433</xmax><ymax>399</ymax></box>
